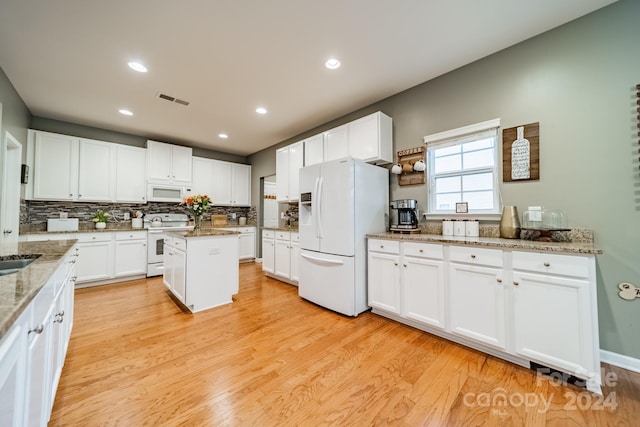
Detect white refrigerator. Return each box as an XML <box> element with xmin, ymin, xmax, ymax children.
<box><xmin>298</xmin><ymin>157</ymin><xmax>389</xmax><ymax>316</ymax></box>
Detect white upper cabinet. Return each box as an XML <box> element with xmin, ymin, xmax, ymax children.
<box><xmin>32</xmin><ymin>131</ymin><xmax>79</xmax><ymax>200</ymax></box>
<box><xmin>146</xmin><ymin>140</ymin><xmax>192</xmax><ymax>185</ymax></box>
<box><xmin>115</xmin><ymin>145</ymin><xmax>146</xmax><ymax>203</ymax></box>
<box><xmin>305</xmin><ymin>111</ymin><xmax>392</xmax><ymax>165</ymax></box>
<box><xmin>191</xmin><ymin>157</ymin><xmax>216</xmax><ymax>197</ymax></box>
<box><xmin>276</xmin><ymin>141</ymin><xmax>303</xmax><ymax>202</ymax></box>
<box><xmin>303</xmin><ymin>134</ymin><xmax>324</xmax><ymax>167</ymax></box>
<box><xmin>28</xmin><ymin>130</ymin><xmax>147</xmax><ymax>203</ymax></box>
<box><xmin>78</xmin><ymin>138</ymin><xmax>116</xmax><ymax>202</ymax></box>
<box><xmin>209</xmin><ymin>159</ymin><xmax>251</xmax><ymax>206</ymax></box>
<box><xmin>348</xmin><ymin>112</ymin><xmax>392</xmax><ymax>164</ymax></box>
<box><xmin>324</xmin><ymin>124</ymin><xmax>349</xmax><ymax>162</ymax></box>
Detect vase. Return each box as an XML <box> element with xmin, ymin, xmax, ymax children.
<box><xmin>193</xmin><ymin>215</ymin><xmax>203</xmax><ymax>230</ymax></box>
<box><xmin>499</xmin><ymin>206</ymin><xmax>521</xmax><ymax>239</ymax></box>
<box><xmin>95</xmin><ymin>222</ymin><xmax>106</xmax><ymax>229</ymax></box>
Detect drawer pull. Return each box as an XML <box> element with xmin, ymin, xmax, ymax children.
<box><xmin>380</xmin><ymin>245</ymin><xmax>384</xmax><ymax>249</ymax></box>
<box><xmin>403</xmin><ymin>263</ymin><xmax>407</xmax><ymax>267</ymax></box>
<box><xmin>419</xmin><ymin>249</ymin><xmax>424</xmax><ymax>253</ymax></box>
<box><xmin>496</xmin><ymin>278</ymin><xmax>502</xmax><ymax>283</ymax></box>
<box><xmin>470</xmin><ymin>255</ymin><xmax>476</xmax><ymax>259</ymax></box>
<box><xmin>29</xmin><ymin>324</ymin><xmax>44</xmax><ymax>335</ymax></box>
<box><xmin>543</xmin><ymin>262</ymin><xmax>550</xmax><ymax>267</ymax></box>
<box><xmin>394</xmin><ymin>262</ymin><xmax>398</xmax><ymax>266</ymax></box>
<box><xmin>513</xmin><ymin>281</ymin><xmax>520</xmax><ymax>286</ymax></box>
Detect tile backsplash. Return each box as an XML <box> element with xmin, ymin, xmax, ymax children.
<box><xmin>21</xmin><ymin>200</ymin><xmax>256</xmax><ymax>232</ymax></box>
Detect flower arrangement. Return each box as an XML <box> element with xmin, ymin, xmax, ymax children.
<box><xmin>92</xmin><ymin>209</ymin><xmax>109</xmax><ymax>223</ymax></box>
<box><xmin>181</xmin><ymin>194</ymin><xmax>212</xmax><ymax>229</ymax></box>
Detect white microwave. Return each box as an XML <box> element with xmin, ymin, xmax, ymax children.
<box><xmin>146</xmin><ymin>183</ymin><xmax>189</xmax><ymax>202</ymax></box>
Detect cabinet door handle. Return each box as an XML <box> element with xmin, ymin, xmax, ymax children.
<box><xmin>543</xmin><ymin>262</ymin><xmax>550</xmax><ymax>267</ymax></box>
<box><xmin>419</xmin><ymin>249</ymin><xmax>424</xmax><ymax>253</ymax></box>
<box><xmin>394</xmin><ymin>262</ymin><xmax>398</xmax><ymax>266</ymax></box>
<box><xmin>29</xmin><ymin>324</ymin><xmax>44</xmax><ymax>335</ymax></box>
<box><xmin>470</xmin><ymin>255</ymin><xmax>476</xmax><ymax>259</ymax></box>
<box><xmin>496</xmin><ymin>278</ymin><xmax>502</xmax><ymax>283</ymax></box>
<box><xmin>513</xmin><ymin>281</ymin><xmax>520</xmax><ymax>286</ymax></box>
<box><xmin>403</xmin><ymin>263</ymin><xmax>407</xmax><ymax>267</ymax></box>
<box><xmin>380</xmin><ymin>245</ymin><xmax>384</xmax><ymax>249</ymax></box>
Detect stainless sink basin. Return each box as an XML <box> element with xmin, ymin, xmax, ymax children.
<box><xmin>0</xmin><ymin>255</ymin><xmax>41</xmax><ymax>276</ymax></box>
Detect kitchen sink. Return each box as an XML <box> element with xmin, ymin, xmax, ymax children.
<box><xmin>0</xmin><ymin>255</ymin><xmax>41</xmax><ymax>276</ymax></box>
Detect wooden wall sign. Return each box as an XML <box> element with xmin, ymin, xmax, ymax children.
<box><xmin>502</xmin><ymin>122</ymin><xmax>540</xmax><ymax>182</ymax></box>
<box><xmin>397</xmin><ymin>146</ymin><xmax>426</xmax><ymax>186</ymax></box>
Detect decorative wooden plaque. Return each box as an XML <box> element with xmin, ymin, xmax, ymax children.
<box><xmin>502</xmin><ymin>122</ymin><xmax>539</xmax><ymax>182</ymax></box>
<box><xmin>397</xmin><ymin>146</ymin><xmax>426</xmax><ymax>186</ymax></box>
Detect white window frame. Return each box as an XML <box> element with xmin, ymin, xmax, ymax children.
<box><xmin>424</xmin><ymin>118</ymin><xmax>502</xmax><ymax>219</ymax></box>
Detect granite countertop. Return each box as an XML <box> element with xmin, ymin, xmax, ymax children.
<box><xmin>21</xmin><ymin>223</ymin><xmax>146</xmax><ymax>235</ymax></box>
<box><xmin>211</xmin><ymin>224</ymin><xmax>257</xmax><ymax>229</ymax></box>
<box><xmin>367</xmin><ymin>232</ymin><xmax>602</xmax><ymax>255</ymax></box>
<box><xmin>0</xmin><ymin>239</ymin><xmax>77</xmax><ymax>339</ymax></box>
<box><xmin>164</xmin><ymin>228</ymin><xmax>241</xmax><ymax>239</ymax></box>
<box><xmin>263</xmin><ymin>226</ymin><xmax>299</xmax><ymax>232</ymax></box>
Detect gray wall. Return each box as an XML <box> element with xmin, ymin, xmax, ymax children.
<box><xmin>0</xmin><ymin>67</ymin><xmax>31</xmax><ymax>148</ymax></box>
<box><xmin>248</xmin><ymin>0</ymin><xmax>640</xmax><ymax>359</ymax></box>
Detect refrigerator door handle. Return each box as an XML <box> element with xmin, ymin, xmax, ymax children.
<box><xmin>301</xmin><ymin>253</ymin><xmax>344</xmax><ymax>265</ymax></box>
<box><xmin>317</xmin><ymin>176</ymin><xmax>324</xmax><ymax>239</ymax></box>
<box><xmin>313</xmin><ymin>177</ymin><xmax>320</xmax><ymax>238</ymax></box>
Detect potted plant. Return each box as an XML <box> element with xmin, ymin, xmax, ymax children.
<box><xmin>92</xmin><ymin>209</ymin><xmax>109</xmax><ymax>229</ymax></box>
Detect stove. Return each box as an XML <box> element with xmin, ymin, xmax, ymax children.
<box><xmin>144</xmin><ymin>213</ymin><xmax>193</xmax><ymax>277</ymax></box>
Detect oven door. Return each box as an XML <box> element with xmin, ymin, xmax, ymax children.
<box><xmin>147</xmin><ymin>230</ymin><xmax>166</xmax><ymax>264</ymax></box>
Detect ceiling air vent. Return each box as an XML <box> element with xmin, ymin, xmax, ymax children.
<box><xmin>157</xmin><ymin>92</ymin><xmax>190</xmax><ymax>107</ymax></box>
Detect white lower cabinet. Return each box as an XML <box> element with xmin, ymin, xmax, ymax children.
<box><xmin>163</xmin><ymin>237</ymin><xmax>187</xmax><ymax>303</ymax></box>
<box><xmin>368</xmin><ymin>240</ymin><xmax>445</xmax><ymax>326</ymax></box>
<box><xmin>236</xmin><ymin>227</ymin><xmax>256</xmax><ymax>261</ymax></box>
<box><xmin>0</xmin><ymin>314</ymin><xmax>28</xmax><ymax>427</ymax></box>
<box><xmin>275</xmin><ymin>237</ymin><xmax>291</xmax><ymax>278</ymax></box>
<box><xmin>261</xmin><ymin>230</ymin><xmax>275</xmax><ymax>274</ymax></box>
<box><xmin>114</xmin><ymin>233</ymin><xmax>148</xmax><ymax>277</ymax></box>
<box><xmin>402</xmin><ymin>243</ymin><xmax>445</xmax><ymax>329</ymax></box>
<box><xmin>27</xmin><ymin>231</ymin><xmax>147</xmax><ymax>285</ymax></box>
<box><xmin>76</xmin><ymin>233</ymin><xmax>113</xmax><ymax>282</ymax></box>
<box><xmin>262</xmin><ymin>230</ymin><xmax>299</xmax><ymax>284</ymax></box>
<box><xmin>367</xmin><ymin>238</ymin><xmax>602</xmax><ymax>394</ymax></box>
<box><xmin>0</xmin><ymin>247</ymin><xmax>78</xmax><ymax>427</ymax></box>
<box><xmin>367</xmin><ymin>250</ymin><xmax>401</xmax><ymax>315</ymax></box>
<box><xmin>448</xmin><ymin>262</ymin><xmax>506</xmax><ymax>351</ymax></box>
<box><xmin>511</xmin><ymin>251</ymin><xmax>596</xmax><ymax>379</ymax></box>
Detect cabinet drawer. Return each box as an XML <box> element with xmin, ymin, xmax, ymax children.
<box><xmin>512</xmin><ymin>251</ymin><xmax>590</xmax><ymax>278</ymax></box>
<box><xmin>276</xmin><ymin>231</ymin><xmax>290</xmax><ymax>241</ymax></box>
<box><xmin>368</xmin><ymin>239</ymin><xmax>400</xmax><ymax>254</ymax></box>
<box><xmin>449</xmin><ymin>245</ymin><xmax>503</xmax><ymax>267</ymax></box>
<box><xmin>403</xmin><ymin>242</ymin><xmax>443</xmax><ymax>259</ymax></box>
<box><xmin>236</xmin><ymin>227</ymin><xmax>255</xmax><ymax>234</ymax></box>
<box><xmin>77</xmin><ymin>232</ymin><xmax>112</xmax><ymax>243</ymax></box>
<box><xmin>290</xmin><ymin>233</ymin><xmax>299</xmax><ymax>242</ymax></box>
<box><xmin>168</xmin><ymin>237</ymin><xmax>187</xmax><ymax>251</ymax></box>
<box><xmin>115</xmin><ymin>231</ymin><xmax>147</xmax><ymax>241</ymax></box>
<box><xmin>263</xmin><ymin>230</ymin><xmax>275</xmax><ymax>239</ymax></box>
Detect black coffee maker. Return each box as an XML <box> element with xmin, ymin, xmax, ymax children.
<box><xmin>390</xmin><ymin>199</ymin><xmax>419</xmax><ymax>230</ymax></box>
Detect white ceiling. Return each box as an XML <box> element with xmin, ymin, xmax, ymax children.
<box><xmin>0</xmin><ymin>0</ymin><xmax>616</xmax><ymax>156</ymax></box>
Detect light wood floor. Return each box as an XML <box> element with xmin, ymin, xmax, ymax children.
<box><xmin>50</xmin><ymin>262</ymin><xmax>640</xmax><ymax>426</ymax></box>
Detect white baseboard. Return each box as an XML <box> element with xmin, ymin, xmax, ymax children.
<box><xmin>600</xmin><ymin>349</ymin><xmax>640</xmax><ymax>373</ymax></box>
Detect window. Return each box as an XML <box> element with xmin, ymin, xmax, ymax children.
<box><xmin>424</xmin><ymin>119</ymin><xmax>501</xmax><ymax>216</ymax></box>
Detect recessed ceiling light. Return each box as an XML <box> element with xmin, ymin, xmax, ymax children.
<box><xmin>128</xmin><ymin>61</ymin><xmax>147</xmax><ymax>73</ymax></box>
<box><xmin>325</xmin><ymin>58</ymin><xmax>341</xmax><ymax>70</ymax></box>
<box><xmin>218</xmin><ymin>133</ymin><xmax>228</xmax><ymax>139</ymax></box>
<box><xmin>119</xmin><ymin>109</ymin><xmax>133</xmax><ymax>116</ymax></box>
<box><xmin>256</xmin><ymin>107</ymin><xmax>267</xmax><ymax>114</ymax></box>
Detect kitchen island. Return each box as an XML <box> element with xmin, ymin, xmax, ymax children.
<box><xmin>162</xmin><ymin>228</ymin><xmax>240</xmax><ymax>312</ymax></box>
